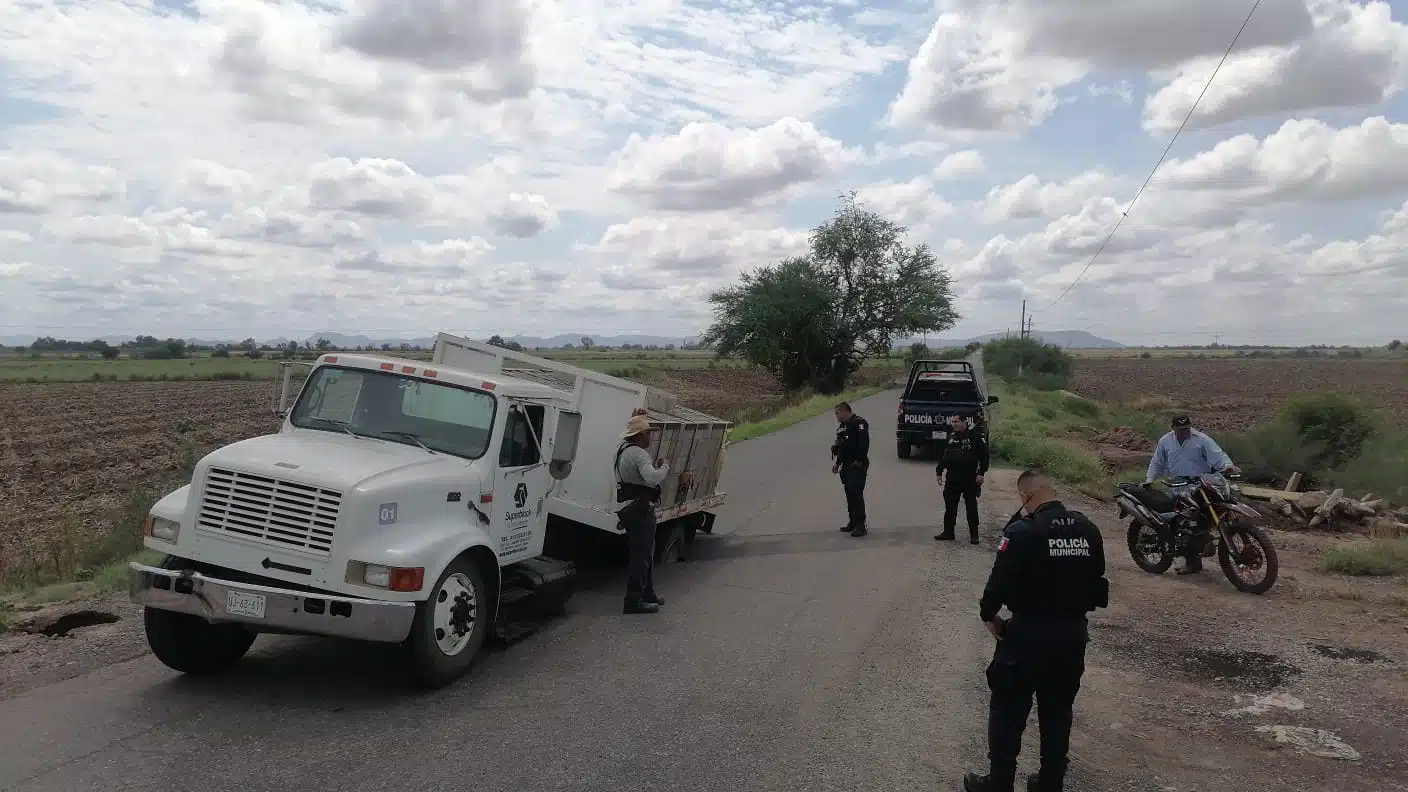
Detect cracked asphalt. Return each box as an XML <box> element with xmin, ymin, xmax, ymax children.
<box><xmin>0</xmin><ymin>389</ymin><xmax>1113</xmax><ymax>792</ymax></box>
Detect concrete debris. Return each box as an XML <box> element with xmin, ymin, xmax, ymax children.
<box><xmin>1224</xmin><ymin>691</ymin><xmax>1306</xmax><ymax>716</ymax></box>
<box><xmin>1255</xmin><ymin>725</ymin><xmax>1361</xmax><ymax>761</ymax></box>
<box><xmin>1248</xmin><ymin>486</ymin><xmax>1406</xmax><ymax>533</ymax></box>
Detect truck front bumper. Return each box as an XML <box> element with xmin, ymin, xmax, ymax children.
<box><xmin>128</xmin><ymin>563</ymin><xmax>416</xmax><ymax>644</ymax></box>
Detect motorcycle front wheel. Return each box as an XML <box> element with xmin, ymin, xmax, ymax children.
<box><xmin>1126</xmin><ymin>520</ymin><xmax>1175</xmax><ymax>574</ymax></box>
<box><xmin>1218</xmin><ymin>524</ymin><xmax>1279</xmax><ymax>594</ymax></box>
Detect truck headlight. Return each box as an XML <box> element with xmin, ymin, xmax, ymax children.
<box><xmin>364</xmin><ymin>564</ymin><xmax>392</xmax><ymax>588</ymax></box>
<box><xmin>143</xmin><ymin>516</ymin><xmax>180</xmax><ymax>542</ymax></box>
<box><xmin>353</xmin><ymin>562</ymin><xmax>425</xmax><ymax>592</ymax></box>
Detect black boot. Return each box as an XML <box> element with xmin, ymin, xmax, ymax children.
<box><xmin>1176</xmin><ymin>555</ymin><xmax>1204</xmax><ymax>575</ymax></box>
<box><xmin>643</xmin><ymin>594</ymin><xmax>665</xmax><ymax>606</ymax></box>
<box><xmin>623</xmin><ymin>601</ymin><xmax>659</xmax><ymax>615</ymax></box>
<box><xmin>1026</xmin><ymin>773</ymin><xmax>1059</xmax><ymax>792</ymax></box>
<box><xmin>850</xmin><ymin>524</ymin><xmax>867</xmax><ymax>537</ymax></box>
<box><xmin>963</xmin><ymin>772</ymin><xmax>1014</xmax><ymax>792</ymax></box>
<box><xmin>935</xmin><ymin>531</ymin><xmax>955</xmax><ymax>541</ymax></box>
<box><xmin>840</xmin><ymin>523</ymin><xmax>855</xmax><ymax>532</ymax></box>
<box><xmin>970</xmin><ymin>531</ymin><xmax>981</xmax><ymax>545</ymax></box>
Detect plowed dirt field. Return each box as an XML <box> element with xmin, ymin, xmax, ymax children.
<box><xmin>1070</xmin><ymin>358</ymin><xmax>1408</xmax><ymax>432</ymax></box>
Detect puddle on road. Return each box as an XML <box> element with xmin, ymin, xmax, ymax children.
<box><xmin>1310</xmin><ymin>644</ymin><xmax>1385</xmax><ymax>665</ymax></box>
<box><xmin>1181</xmin><ymin>648</ymin><xmax>1301</xmax><ymax>693</ymax></box>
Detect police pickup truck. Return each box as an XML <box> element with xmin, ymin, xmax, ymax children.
<box><xmin>895</xmin><ymin>360</ymin><xmax>998</xmax><ymax>459</ymax></box>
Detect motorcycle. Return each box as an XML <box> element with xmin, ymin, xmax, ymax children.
<box><xmin>1113</xmin><ymin>472</ymin><xmax>1279</xmax><ymax>595</ymax></box>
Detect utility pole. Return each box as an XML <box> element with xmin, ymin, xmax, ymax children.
<box><xmin>1017</xmin><ymin>300</ymin><xmax>1027</xmax><ymax>377</ymax></box>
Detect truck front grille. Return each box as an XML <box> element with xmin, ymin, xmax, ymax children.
<box><xmin>196</xmin><ymin>468</ymin><xmax>342</xmax><ymax>556</ymax></box>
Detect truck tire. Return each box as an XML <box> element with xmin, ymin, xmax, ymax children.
<box><xmin>897</xmin><ymin>437</ymin><xmax>912</xmax><ymax>459</ymax></box>
<box><xmin>143</xmin><ymin>607</ymin><xmax>257</xmax><ymax>674</ymax></box>
<box><xmin>655</xmin><ymin>520</ymin><xmax>685</xmax><ymax>565</ymax></box>
<box><xmin>406</xmin><ymin>556</ymin><xmax>490</xmax><ymax>689</ymax></box>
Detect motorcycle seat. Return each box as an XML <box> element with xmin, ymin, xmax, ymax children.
<box><xmin>1129</xmin><ymin>487</ymin><xmax>1178</xmax><ymax>513</ymax></box>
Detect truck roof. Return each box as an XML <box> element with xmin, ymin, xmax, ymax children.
<box><xmin>915</xmin><ymin>371</ymin><xmax>974</xmax><ymax>382</ymax></box>
<box><xmin>315</xmin><ymin>353</ymin><xmax>565</xmax><ymax>400</ymax></box>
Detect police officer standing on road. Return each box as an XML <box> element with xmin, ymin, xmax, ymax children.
<box><xmin>616</xmin><ymin>408</ymin><xmax>669</xmax><ymax>615</ymax></box>
<box><xmin>831</xmin><ymin>401</ymin><xmax>870</xmax><ymax>538</ymax></box>
<box><xmin>963</xmin><ymin>469</ymin><xmax>1109</xmax><ymax>792</ymax></box>
<box><xmin>936</xmin><ymin>414</ymin><xmax>989</xmax><ymax>545</ymax></box>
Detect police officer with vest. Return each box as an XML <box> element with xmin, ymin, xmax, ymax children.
<box><xmin>936</xmin><ymin>414</ymin><xmax>989</xmax><ymax>545</ymax></box>
<box><xmin>831</xmin><ymin>401</ymin><xmax>870</xmax><ymax>538</ymax></box>
<box><xmin>964</xmin><ymin>469</ymin><xmax>1109</xmax><ymax>792</ymax></box>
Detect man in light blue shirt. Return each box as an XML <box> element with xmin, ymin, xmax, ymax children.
<box><xmin>1144</xmin><ymin>414</ymin><xmax>1239</xmax><ymax>575</ymax></box>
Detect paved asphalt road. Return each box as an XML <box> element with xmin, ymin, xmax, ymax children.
<box><xmin>0</xmin><ymin>389</ymin><xmax>1078</xmax><ymax>792</ymax></box>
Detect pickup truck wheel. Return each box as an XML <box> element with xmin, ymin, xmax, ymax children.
<box><xmin>143</xmin><ymin>607</ymin><xmax>257</xmax><ymax>674</ymax></box>
<box><xmin>407</xmin><ymin>557</ymin><xmax>489</xmax><ymax>689</ymax></box>
<box><xmin>897</xmin><ymin>438</ymin><xmax>912</xmax><ymax>459</ymax></box>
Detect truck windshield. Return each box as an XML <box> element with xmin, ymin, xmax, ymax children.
<box><xmin>289</xmin><ymin>365</ymin><xmax>497</xmax><ymax>459</ymax></box>
<box><xmin>907</xmin><ymin>375</ymin><xmax>980</xmax><ymax>403</ymax></box>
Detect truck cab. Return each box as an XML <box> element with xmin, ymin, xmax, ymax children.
<box><xmin>895</xmin><ymin>359</ymin><xmax>998</xmax><ymax>459</ymax></box>
<box><xmin>130</xmin><ymin>353</ymin><xmax>585</xmax><ymax>687</ymax></box>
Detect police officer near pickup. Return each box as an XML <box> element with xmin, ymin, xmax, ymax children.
<box><xmin>616</xmin><ymin>409</ymin><xmax>669</xmax><ymax>615</ymax></box>
<box><xmin>936</xmin><ymin>414</ymin><xmax>989</xmax><ymax>545</ymax></box>
<box><xmin>831</xmin><ymin>401</ymin><xmax>870</xmax><ymax>538</ymax></box>
<box><xmin>963</xmin><ymin>469</ymin><xmax>1109</xmax><ymax>792</ymax></box>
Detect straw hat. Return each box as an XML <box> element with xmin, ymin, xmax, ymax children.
<box><xmin>621</xmin><ymin>408</ymin><xmax>653</xmax><ymax>438</ymax></box>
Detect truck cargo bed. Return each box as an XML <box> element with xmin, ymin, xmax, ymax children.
<box><xmin>432</xmin><ymin>334</ymin><xmax>730</xmax><ymax>532</ymax></box>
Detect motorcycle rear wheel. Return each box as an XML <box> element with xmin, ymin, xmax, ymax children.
<box><xmin>1126</xmin><ymin>520</ymin><xmax>1175</xmax><ymax>574</ymax></box>
<box><xmin>1218</xmin><ymin>524</ymin><xmax>1279</xmax><ymax>594</ymax></box>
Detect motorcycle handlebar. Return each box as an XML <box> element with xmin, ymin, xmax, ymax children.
<box><xmin>1152</xmin><ymin>470</ymin><xmax>1243</xmax><ymax>486</ymax></box>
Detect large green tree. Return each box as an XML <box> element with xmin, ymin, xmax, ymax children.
<box><xmin>703</xmin><ymin>193</ymin><xmax>959</xmax><ymax>393</ymax></box>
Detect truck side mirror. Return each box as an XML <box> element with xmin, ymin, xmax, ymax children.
<box><xmin>274</xmin><ymin>362</ymin><xmax>296</xmax><ymax>416</ymax></box>
<box><xmin>987</xmin><ymin>395</ymin><xmax>1000</xmax><ymax>405</ymax></box>
<box><xmin>549</xmin><ymin>409</ymin><xmax>582</xmax><ymax>481</ymax></box>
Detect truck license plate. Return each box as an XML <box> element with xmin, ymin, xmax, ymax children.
<box><xmin>932</xmin><ymin>431</ymin><xmax>947</xmax><ymax>440</ymax></box>
<box><xmin>226</xmin><ymin>591</ymin><xmax>267</xmax><ymax>619</ymax></box>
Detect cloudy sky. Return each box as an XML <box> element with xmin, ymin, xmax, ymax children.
<box><xmin>1</xmin><ymin>0</ymin><xmax>1406</xmax><ymax>346</ymax></box>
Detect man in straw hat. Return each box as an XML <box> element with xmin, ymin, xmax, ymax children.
<box><xmin>616</xmin><ymin>408</ymin><xmax>669</xmax><ymax>614</ymax></box>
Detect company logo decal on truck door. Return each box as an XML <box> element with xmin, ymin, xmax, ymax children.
<box><xmin>513</xmin><ymin>482</ymin><xmax>529</xmax><ymax>509</ymax></box>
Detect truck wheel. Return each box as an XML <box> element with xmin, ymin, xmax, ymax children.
<box><xmin>897</xmin><ymin>438</ymin><xmax>912</xmax><ymax>459</ymax></box>
<box><xmin>655</xmin><ymin>521</ymin><xmax>684</xmax><ymax>565</ymax></box>
<box><xmin>143</xmin><ymin>607</ymin><xmax>257</xmax><ymax>674</ymax></box>
<box><xmin>406</xmin><ymin>557</ymin><xmax>490</xmax><ymax>689</ymax></box>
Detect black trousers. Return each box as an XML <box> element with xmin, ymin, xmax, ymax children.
<box><xmin>943</xmin><ymin>479</ymin><xmax>981</xmax><ymax>535</ymax></box>
<box><xmin>986</xmin><ymin>618</ymin><xmax>1088</xmax><ymax>790</ymax></box>
<box><xmin>620</xmin><ymin>500</ymin><xmax>658</xmax><ymax>605</ymax></box>
<box><xmin>1185</xmin><ymin>527</ymin><xmax>1213</xmax><ymax>568</ymax></box>
<box><xmin>839</xmin><ymin>465</ymin><xmax>867</xmax><ymax>527</ymax></box>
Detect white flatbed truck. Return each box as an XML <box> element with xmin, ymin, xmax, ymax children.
<box><xmin>128</xmin><ymin>333</ymin><xmax>731</xmax><ymax>687</ymax></box>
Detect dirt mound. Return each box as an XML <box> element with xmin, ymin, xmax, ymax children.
<box><xmin>1092</xmin><ymin>427</ymin><xmax>1155</xmax><ymax>452</ymax></box>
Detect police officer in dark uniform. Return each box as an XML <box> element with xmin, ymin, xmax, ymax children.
<box><xmin>831</xmin><ymin>401</ymin><xmax>870</xmax><ymax>538</ymax></box>
<box><xmin>935</xmin><ymin>414</ymin><xmax>989</xmax><ymax>545</ymax></box>
<box><xmin>964</xmin><ymin>469</ymin><xmax>1109</xmax><ymax>792</ymax></box>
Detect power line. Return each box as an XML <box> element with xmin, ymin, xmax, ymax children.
<box><xmin>1038</xmin><ymin>0</ymin><xmax>1263</xmax><ymax>312</ymax></box>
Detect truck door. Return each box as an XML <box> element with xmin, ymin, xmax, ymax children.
<box><xmin>493</xmin><ymin>402</ymin><xmax>552</xmax><ymax>564</ymax></box>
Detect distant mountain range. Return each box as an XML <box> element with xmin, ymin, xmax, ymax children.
<box><xmin>2</xmin><ymin>331</ymin><xmax>698</xmax><ymax>350</ymax></box>
<box><xmin>910</xmin><ymin>330</ymin><xmax>1125</xmax><ymax>349</ymax></box>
